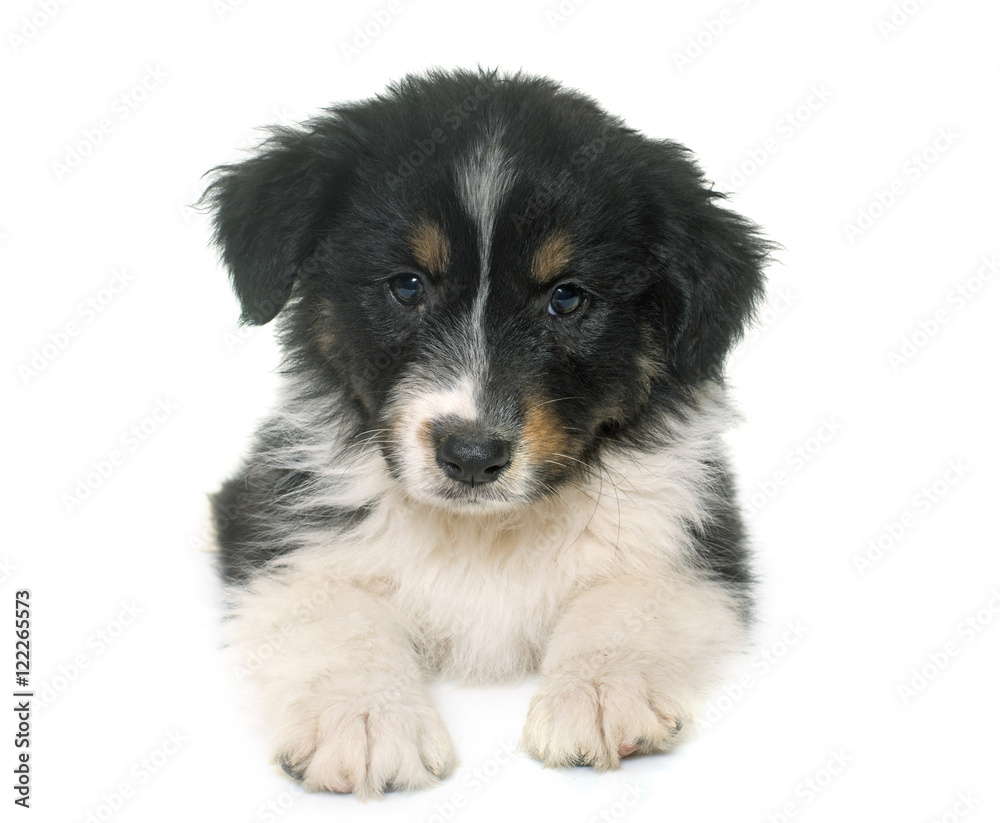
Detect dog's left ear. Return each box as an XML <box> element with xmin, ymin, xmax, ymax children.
<box><xmin>640</xmin><ymin>140</ymin><xmax>771</xmax><ymax>383</ymax></box>
<box><xmin>201</xmin><ymin>122</ymin><xmax>353</xmax><ymax>325</ymax></box>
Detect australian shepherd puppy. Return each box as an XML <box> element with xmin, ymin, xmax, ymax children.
<box><xmin>204</xmin><ymin>69</ymin><xmax>769</xmax><ymax>799</ymax></box>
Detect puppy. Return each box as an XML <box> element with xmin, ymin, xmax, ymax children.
<box><xmin>204</xmin><ymin>69</ymin><xmax>768</xmax><ymax>799</ymax></box>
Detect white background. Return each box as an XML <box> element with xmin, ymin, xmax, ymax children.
<box><xmin>4</xmin><ymin>0</ymin><xmax>999</xmax><ymax>821</ymax></box>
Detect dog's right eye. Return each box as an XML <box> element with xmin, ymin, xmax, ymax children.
<box><xmin>388</xmin><ymin>273</ymin><xmax>425</xmax><ymax>305</ymax></box>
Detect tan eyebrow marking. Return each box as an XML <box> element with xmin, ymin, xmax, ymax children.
<box><xmin>409</xmin><ymin>217</ymin><xmax>451</xmax><ymax>274</ymax></box>
<box><xmin>531</xmin><ymin>230</ymin><xmax>574</xmax><ymax>285</ymax></box>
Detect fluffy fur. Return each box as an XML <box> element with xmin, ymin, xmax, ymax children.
<box><xmin>203</xmin><ymin>69</ymin><xmax>769</xmax><ymax>799</ymax></box>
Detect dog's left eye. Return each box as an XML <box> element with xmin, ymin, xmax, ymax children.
<box><xmin>388</xmin><ymin>274</ymin><xmax>425</xmax><ymax>305</ymax></box>
<box><xmin>548</xmin><ymin>283</ymin><xmax>586</xmax><ymax>316</ymax></box>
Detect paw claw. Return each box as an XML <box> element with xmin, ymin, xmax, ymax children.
<box><xmin>279</xmin><ymin>755</ymin><xmax>305</xmax><ymax>782</ymax></box>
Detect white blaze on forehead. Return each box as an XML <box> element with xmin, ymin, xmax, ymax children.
<box><xmin>457</xmin><ymin>135</ymin><xmax>515</xmax><ymax>276</ymax></box>
<box><xmin>456</xmin><ymin>135</ymin><xmax>515</xmax><ymax>381</ymax></box>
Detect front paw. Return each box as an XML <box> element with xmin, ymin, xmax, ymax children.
<box><xmin>276</xmin><ymin>688</ymin><xmax>455</xmax><ymax>799</ymax></box>
<box><xmin>519</xmin><ymin>674</ymin><xmax>684</xmax><ymax>770</ymax></box>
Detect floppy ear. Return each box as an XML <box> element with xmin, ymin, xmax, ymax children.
<box><xmin>201</xmin><ymin>123</ymin><xmax>352</xmax><ymax>325</ymax></box>
<box><xmin>642</xmin><ymin>140</ymin><xmax>771</xmax><ymax>383</ymax></box>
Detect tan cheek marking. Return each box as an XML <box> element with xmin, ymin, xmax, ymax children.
<box><xmin>522</xmin><ymin>400</ymin><xmax>573</xmax><ymax>472</ymax></box>
<box><xmin>409</xmin><ymin>218</ymin><xmax>451</xmax><ymax>274</ymax></box>
<box><xmin>389</xmin><ymin>414</ymin><xmax>433</xmax><ymax>465</ymax></box>
<box><xmin>531</xmin><ymin>230</ymin><xmax>574</xmax><ymax>285</ymax></box>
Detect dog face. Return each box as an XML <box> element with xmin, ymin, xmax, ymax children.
<box><xmin>204</xmin><ymin>71</ymin><xmax>767</xmax><ymax>511</ymax></box>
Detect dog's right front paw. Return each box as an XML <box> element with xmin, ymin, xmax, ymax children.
<box><xmin>276</xmin><ymin>691</ymin><xmax>455</xmax><ymax>800</ymax></box>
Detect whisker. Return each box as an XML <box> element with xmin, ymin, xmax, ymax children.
<box><xmin>552</xmin><ymin>477</ymin><xmax>603</xmax><ymax>507</ymax></box>
<box><xmin>524</xmin><ymin>396</ymin><xmax>585</xmax><ymax>412</ymax></box>
<box><xmin>350</xmin><ymin>427</ymin><xmax>392</xmax><ymax>441</ymax></box>
<box><xmin>335</xmin><ymin>432</ymin><xmax>392</xmax><ymax>476</ymax></box>
<box><xmin>536</xmin><ymin>482</ymin><xmax>577</xmax><ymax>517</ymax></box>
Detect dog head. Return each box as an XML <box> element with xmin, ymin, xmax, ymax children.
<box><xmin>204</xmin><ymin>70</ymin><xmax>768</xmax><ymax>511</ymax></box>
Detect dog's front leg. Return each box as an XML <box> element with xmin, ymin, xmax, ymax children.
<box><xmin>226</xmin><ymin>565</ymin><xmax>454</xmax><ymax>798</ymax></box>
<box><xmin>520</xmin><ymin>573</ymin><xmax>746</xmax><ymax>769</ymax></box>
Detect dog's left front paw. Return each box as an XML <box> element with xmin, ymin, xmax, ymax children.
<box><xmin>519</xmin><ymin>674</ymin><xmax>684</xmax><ymax>769</ymax></box>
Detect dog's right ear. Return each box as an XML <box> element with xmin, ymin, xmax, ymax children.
<box><xmin>201</xmin><ymin>123</ymin><xmax>352</xmax><ymax>325</ymax></box>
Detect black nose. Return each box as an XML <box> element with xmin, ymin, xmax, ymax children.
<box><xmin>437</xmin><ymin>432</ymin><xmax>511</xmax><ymax>486</ymax></box>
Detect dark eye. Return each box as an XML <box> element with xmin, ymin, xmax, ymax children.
<box><xmin>548</xmin><ymin>283</ymin><xmax>585</xmax><ymax>316</ymax></box>
<box><xmin>389</xmin><ymin>273</ymin><xmax>424</xmax><ymax>305</ymax></box>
